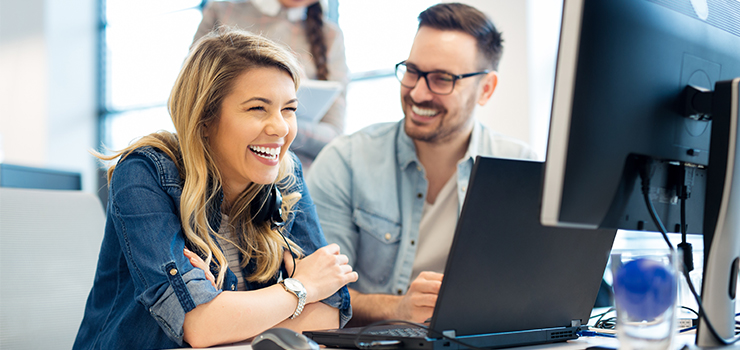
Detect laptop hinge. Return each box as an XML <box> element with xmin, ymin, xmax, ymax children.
<box><xmin>571</xmin><ymin>319</ymin><xmax>582</xmax><ymax>327</ymax></box>
<box><xmin>442</xmin><ymin>330</ymin><xmax>456</xmax><ymax>339</ymax></box>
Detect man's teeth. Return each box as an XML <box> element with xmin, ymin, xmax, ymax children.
<box><xmin>249</xmin><ymin>145</ymin><xmax>280</xmax><ymax>159</ymax></box>
<box><xmin>412</xmin><ymin>105</ymin><xmax>438</xmax><ymax>117</ymax></box>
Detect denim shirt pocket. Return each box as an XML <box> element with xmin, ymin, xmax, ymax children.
<box><xmin>352</xmin><ymin>208</ymin><xmax>401</xmax><ymax>286</ymax></box>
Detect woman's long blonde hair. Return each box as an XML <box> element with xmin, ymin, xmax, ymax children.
<box><xmin>97</xmin><ymin>28</ymin><xmax>305</xmax><ymax>288</ymax></box>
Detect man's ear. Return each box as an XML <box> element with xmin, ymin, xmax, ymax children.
<box><xmin>477</xmin><ymin>71</ymin><xmax>499</xmax><ymax>106</ymax></box>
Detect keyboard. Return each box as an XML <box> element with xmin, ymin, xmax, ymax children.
<box><xmin>367</xmin><ymin>327</ymin><xmax>428</xmax><ymax>338</ymax></box>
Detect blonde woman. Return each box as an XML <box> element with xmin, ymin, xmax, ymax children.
<box><xmin>194</xmin><ymin>0</ymin><xmax>349</xmax><ymax>167</ymax></box>
<box><xmin>73</xmin><ymin>28</ymin><xmax>357</xmax><ymax>349</ymax></box>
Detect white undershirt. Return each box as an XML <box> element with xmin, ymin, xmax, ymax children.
<box><xmin>215</xmin><ymin>214</ymin><xmax>247</xmax><ymax>291</ymax></box>
<box><xmin>411</xmin><ymin>172</ymin><xmax>459</xmax><ymax>282</ymax></box>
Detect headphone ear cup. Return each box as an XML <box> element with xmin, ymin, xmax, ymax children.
<box><xmin>270</xmin><ymin>187</ymin><xmax>284</xmax><ymax>227</ymax></box>
<box><xmin>251</xmin><ymin>185</ymin><xmax>284</xmax><ymax>227</ymax></box>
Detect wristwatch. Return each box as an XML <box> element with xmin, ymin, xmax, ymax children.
<box><xmin>279</xmin><ymin>278</ymin><xmax>307</xmax><ymax>319</ymax></box>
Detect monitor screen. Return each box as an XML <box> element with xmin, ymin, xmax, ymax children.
<box><xmin>540</xmin><ymin>0</ymin><xmax>740</xmax><ymax>346</ymax></box>
<box><xmin>0</xmin><ymin>163</ymin><xmax>82</xmax><ymax>190</ymax></box>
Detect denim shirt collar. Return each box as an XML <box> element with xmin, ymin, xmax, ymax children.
<box><xmin>395</xmin><ymin>122</ymin><xmax>418</xmax><ymax>171</ymax></box>
<box><xmin>394</xmin><ymin>119</ymin><xmax>485</xmax><ymax>170</ymax></box>
<box><xmin>465</xmin><ymin>120</ymin><xmax>484</xmax><ymax>162</ymax></box>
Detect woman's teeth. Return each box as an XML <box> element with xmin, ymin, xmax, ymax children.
<box><xmin>249</xmin><ymin>145</ymin><xmax>280</xmax><ymax>160</ymax></box>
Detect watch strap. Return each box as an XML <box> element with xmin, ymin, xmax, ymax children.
<box><xmin>280</xmin><ymin>278</ymin><xmax>307</xmax><ymax>319</ymax></box>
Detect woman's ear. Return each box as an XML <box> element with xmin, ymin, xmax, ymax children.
<box><xmin>202</xmin><ymin>121</ymin><xmax>211</xmax><ymax>139</ymax></box>
<box><xmin>476</xmin><ymin>71</ymin><xmax>499</xmax><ymax>106</ymax></box>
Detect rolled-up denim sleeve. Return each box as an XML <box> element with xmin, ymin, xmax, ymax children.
<box><xmin>320</xmin><ymin>285</ymin><xmax>353</xmax><ymax>328</ymax></box>
<box><xmin>110</xmin><ymin>154</ymin><xmax>221</xmax><ymax>345</ymax></box>
<box><xmin>148</xmin><ymin>268</ymin><xmax>220</xmax><ymax>343</ymax></box>
<box><xmin>285</xmin><ymin>153</ymin><xmax>353</xmax><ymax>327</ymax></box>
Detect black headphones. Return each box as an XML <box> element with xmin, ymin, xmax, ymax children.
<box><xmin>252</xmin><ymin>184</ymin><xmax>297</xmax><ymax>278</ymax></box>
<box><xmin>251</xmin><ymin>184</ymin><xmax>285</xmax><ymax>229</ymax></box>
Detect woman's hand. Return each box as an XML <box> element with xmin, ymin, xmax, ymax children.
<box><xmin>284</xmin><ymin>243</ymin><xmax>358</xmax><ymax>304</ymax></box>
<box><xmin>184</xmin><ymin>248</ymin><xmax>217</xmax><ymax>289</ymax></box>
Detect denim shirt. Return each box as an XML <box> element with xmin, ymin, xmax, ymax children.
<box><xmin>306</xmin><ymin>120</ymin><xmax>536</xmax><ymax>296</ymax></box>
<box><xmin>73</xmin><ymin>147</ymin><xmax>351</xmax><ymax>350</ymax></box>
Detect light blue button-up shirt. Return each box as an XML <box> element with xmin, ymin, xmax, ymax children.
<box><xmin>306</xmin><ymin>120</ymin><xmax>536</xmax><ymax>296</ymax></box>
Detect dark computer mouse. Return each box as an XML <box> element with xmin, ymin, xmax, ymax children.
<box><xmin>251</xmin><ymin>327</ymin><xmax>320</xmax><ymax>350</ymax></box>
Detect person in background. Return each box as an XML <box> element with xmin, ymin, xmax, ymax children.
<box><xmin>306</xmin><ymin>3</ymin><xmax>537</xmax><ymax>327</ymax></box>
<box><xmin>194</xmin><ymin>0</ymin><xmax>349</xmax><ymax>168</ymax></box>
<box><xmin>73</xmin><ymin>28</ymin><xmax>356</xmax><ymax>349</ymax></box>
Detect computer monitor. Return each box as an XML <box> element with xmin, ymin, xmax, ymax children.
<box><xmin>0</xmin><ymin>163</ymin><xmax>82</xmax><ymax>190</ymax></box>
<box><xmin>540</xmin><ymin>0</ymin><xmax>740</xmax><ymax>346</ymax></box>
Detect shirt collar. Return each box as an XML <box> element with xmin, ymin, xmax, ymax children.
<box><xmin>396</xmin><ymin>121</ymin><xmax>418</xmax><ymax>169</ymax></box>
<box><xmin>252</xmin><ymin>0</ymin><xmax>307</xmax><ymax>21</ymax></box>
<box><xmin>460</xmin><ymin>120</ymin><xmax>483</xmax><ymax>165</ymax></box>
<box><xmin>395</xmin><ymin>119</ymin><xmax>483</xmax><ymax>169</ymax></box>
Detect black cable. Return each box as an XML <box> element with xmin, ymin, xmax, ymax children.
<box><xmin>680</xmin><ymin>266</ymin><xmax>740</xmax><ymax>343</ymax></box>
<box><xmin>677</xmin><ymin>163</ymin><xmax>694</xmax><ymax>273</ymax></box>
<box><xmin>352</xmin><ymin>319</ymin><xmax>487</xmax><ymax>350</ymax></box>
<box><xmin>639</xmin><ymin>163</ymin><xmax>674</xmax><ymax>252</ymax></box>
<box><xmin>270</xmin><ymin>184</ymin><xmax>296</xmax><ymax>279</ymax></box>
<box><xmin>640</xmin><ymin>162</ymin><xmax>740</xmax><ymax>345</ymax></box>
<box><xmin>590</xmin><ymin>308</ymin><xmax>617</xmax><ymax>330</ymax></box>
<box><xmin>278</xmin><ymin>231</ymin><xmax>296</xmax><ymax>278</ymax></box>
<box><xmin>595</xmin><ymin>317</ymin><xmax>617</xmax><ymax>330</ymax></box>
<box><xmin>680</xmin><ymin>306</ymin><xmax>700</xmax><ymax>317</ymax></box>
<box><xmin>680</xmin><ymin>163</ymin><xmax>689</xmax><ymax>244</ymax></box>
<box><xmin>589</xmin><ymin>307</ymin><xmax>615</xmax><ymax>320</ymax></box>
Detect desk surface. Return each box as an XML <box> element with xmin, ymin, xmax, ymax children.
<box><xmin>168</xmin><ymin>307</ymin><xmax>697</xmax><ymax>350</ymax></box>
<box><xmin>197</xmin><ymin>333</ymin><xmax>699</xmax><ymax>350</ymax></box>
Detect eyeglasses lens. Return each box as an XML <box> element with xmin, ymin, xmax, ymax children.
<box><xmin>396</xmin><ymin>64</ymin><xmax>454</xmax><ymax>95</ymax></box>
<box><xmin>427</xmin><ymin>73</ymin><xmax>454</xmax><ymax>94</ymax></box>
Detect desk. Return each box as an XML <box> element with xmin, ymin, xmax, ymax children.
<box><xmin>197</xmin><ymin>333</ymin><xmax>699</xmax><ymax>350</ymax></box>
<box><xmin>171</xmin><ymin>307</ymin><xmax>697</xmax><ymax>350</ymax></box>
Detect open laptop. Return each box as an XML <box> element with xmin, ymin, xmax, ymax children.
<box><xmin>304</xmin><ymin>157</ymin><xmax>617</xmax><ymax>349</ymax></box>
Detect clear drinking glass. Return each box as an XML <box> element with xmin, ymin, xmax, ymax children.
<box><xmin>611</xmin><ymin>250</ymin><xmax>678</xmax><ymax>350</ymax></box>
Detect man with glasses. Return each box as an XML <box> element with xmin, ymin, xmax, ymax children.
<box><xmin>306</xmin><ymin>2</ymin><xmax>536</xmax><ymax>326</ymax></box>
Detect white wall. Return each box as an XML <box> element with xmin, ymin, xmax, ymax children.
<box><xmin>461</xmin><ymin>0</ymin><xmax>562</xmax><ymax>160</ymax></box>
<box><xmin>465</xmin><ymin>0</ymin><xmax>531</xmax><ymax>150</ymax></box>
<box><xmin>0</xmin><ymin>0</ymin><xmax>98</xmax><ymax>192</ymax></box>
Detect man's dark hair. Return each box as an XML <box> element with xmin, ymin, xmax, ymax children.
<box><xmin>418</xmin><ymin>2</ymin><xmax>504</xmax><ymax>70</ymax></box>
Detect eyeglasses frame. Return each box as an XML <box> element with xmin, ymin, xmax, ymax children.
<box><xmin>395</xmin><ymin>61</ymin><xmax>490</xmax><ymax>95</ymax></box>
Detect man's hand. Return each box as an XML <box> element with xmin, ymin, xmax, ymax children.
<box><xmin>394</xmin><ymin>271</ymin><xmax>443</xmax><ymax>323</ymax></box>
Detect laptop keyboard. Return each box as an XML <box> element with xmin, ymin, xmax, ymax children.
<box><xmin>367</xmin><ymin>327</ymin><xmax>428</xmax><ymax>338</ymax></box>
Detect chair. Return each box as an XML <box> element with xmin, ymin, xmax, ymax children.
<box><xmin>0</xmin><ymin>188</ymin><xmax>104</xmax><ymax>349</ymax></box>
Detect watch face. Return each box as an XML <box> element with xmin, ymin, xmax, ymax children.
<box><xmin>284</xmin><ymin>278</ymin><xmax>302</xmax><ymax>291</ymax></box>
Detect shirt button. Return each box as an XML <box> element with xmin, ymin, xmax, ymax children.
<box><xmin>462</xmin><ymin>185</ymin><xmax>467</xmax><ymax>192</ymax></box>
<box><xmin>417</xmin><ymin>193</ymin><xmax>423</xmax><ymax>199</ymax></box>
<box><xmin>397</xmin><ymin>289</ymin><xmax>403</xmax><ymax>295</ymax></box>
<box><xmin>384</xmin><ymin>233</ymin><xmax>392</xmax><ymax>241</ymax></box>
<box><xmin>410</xmin><ymin>240</ymin><xmax>415</xmax><ymax>245</ymax></box>
<box><xmin>416</xmin><ymin>166</ymin><xmax>422</xmax><ymax>172</ymax></box>
<box><xmin>169</xmin><ymin>268</ymin><xmax>178</xmax><ymax>276</ymax></box>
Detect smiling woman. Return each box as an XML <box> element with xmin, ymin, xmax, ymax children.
<box><xmin>205</xmin><ymin>67</ymin><xmax>299</xmax><ymax>202</ymax></box>
<box><xmin>72</xmin><ymin>28</ymin><xmax>357</xmax><ymax>349</ymax></box>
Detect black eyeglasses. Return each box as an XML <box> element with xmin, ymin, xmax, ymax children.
<box><xmin>395</xmin><ymin>61</ymin><xmax>490</xmax><ymax>95</ymax></box>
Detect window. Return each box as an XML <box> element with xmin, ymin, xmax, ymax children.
<box><xmin>98</xmin><ymin>0</ymin><xmax>435</xmax><ymax>150</ymax></box>
<box><xmin>337</xmin><ymin>0</ymin><xmax>437</xmax><ymax>134</ymax></box>
<box><xmin>100</xmin><ymin>0</ymin><xmax>203</xmax><ymax>151</ymax></box>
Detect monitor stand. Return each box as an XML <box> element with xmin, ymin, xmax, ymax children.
<box><xmin>694</xmin><ymin>78</ymin><xmax>740</xmax><ymax>348</ymax></box>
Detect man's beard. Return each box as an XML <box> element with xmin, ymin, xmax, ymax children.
<box><xmin>402</xmin><ymin>95</ymin><xmax>476</xmax><ymax>144</ymax></box>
